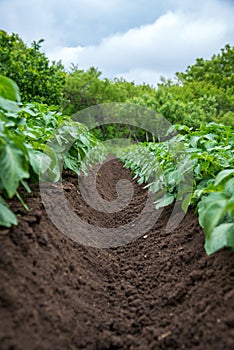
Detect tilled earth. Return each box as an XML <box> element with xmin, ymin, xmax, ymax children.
<box><xmin>0</xmin><ymin>158</ymin><xmax>233</xmax><ymax>350</ymax></box>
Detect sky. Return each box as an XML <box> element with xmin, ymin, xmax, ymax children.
<box><xmin>0</xmin><ymin>0</ymin><xmax>234</xmax><ymax>85</ymax></box>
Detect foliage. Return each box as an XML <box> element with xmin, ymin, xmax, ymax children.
<box><xmin>62</xmin><ymin>66</ymin><xmax>154</xmax><ymax>141</ymax></box>
<box><xmin>0</xmin><ymin>30</ymin><xmax>65</xmax><ymax>105</ymax></box>
<box><xmin>176</xmin><ymin>44</ymin><xmax>234</xmax><ymax>124</ymax></box>
<box><xmin>129</xmin><ymin>84</ymin><xmax>218</xmax><ymax>129</ymax></box>
<box><xmin>0</xmin><ymin>33</ymin><xmax>233</xmax><ymax>257</ymax></box>
<box><xmin>176</xmin><ymin>44</ymin><xmax>234</xmax><ymax>90</ymax></box>
<box><xmin>61</xmin><ymin>44</ymin><xmax>233</xmax><ymax>134</ymax></box>
<box><xmin>126</xmin><ymin>45</ymin><xmax>234</xmax><ymax>129</ymax></box>
<box><xmin>198</xmin><ymin>170</ymin><xmax>234</xmax><ymax>255</ymax></box>
<box><xmin>0</xmin><ymin>75</ymin><xmax>103</xmax><ymax>227</ymax></box>
<box><xmin>118</xmin><ymin>123</ymin><xmax>234</xmax><ymax>255</ymax></box>
<box><xmin>62</xmin><ymin>66</ymin><xmax>151</xmax><ymax>115</ymax></box>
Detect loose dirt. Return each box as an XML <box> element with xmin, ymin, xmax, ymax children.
<box><xmin>0</xmin><ymin>158</ymin><xmax>233</xmax><ymax>350</ymax></box>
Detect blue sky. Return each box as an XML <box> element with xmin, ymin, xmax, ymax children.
<box><xmin>0</xmin><ymin>0</ymin><xmax>234</xmax><ymax>85</ymax></box>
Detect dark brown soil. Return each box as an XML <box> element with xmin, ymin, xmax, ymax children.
<box><xmin>0</xmin><ymin>158</ymin><xmax>233</xmax><ymax>350</ymax></box>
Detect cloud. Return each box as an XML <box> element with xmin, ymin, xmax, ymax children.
<box><xmin>0</xmin><ymin>0</ymin><xmax>166</xmax><ymax>46</ymax></box>
<box><xmin>0</xmin><ymin>0</ymin><xmax>234</xmax><ymax>84</ymax></box>
<box><xmin>47</xmin><ymin>0</ymin><xmax>234</xmax><ymax>84</ymax></box>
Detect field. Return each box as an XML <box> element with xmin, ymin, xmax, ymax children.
<box><xmin>0</xmin><ymin>158</ymin><xmax>233</xmax><ymax>349</ymax></box>
<box><xmin>0</xmin><ymin>36</ymin><xmax>234</xmax><ymax>349</ymax></box>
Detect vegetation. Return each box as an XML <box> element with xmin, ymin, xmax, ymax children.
<box><xmin>62</xmin><ymin>66</ymin><xmax>145</xmax><ymax>114</ymax></box>
<box><xmin>118</xmin><ymin>123</ymin><xmax>234</xmax><ymax>255</ymax></box>
<box><xmin>0</xmin><ymin>30</ymin><xmax>65</xmax><ymax>105</ymax></box>
<box><xmin>0</xmin><ymin>30</ymin><xmax>233</xmax><ymax>255</ymax></box>
<box><xmin>63</xmin><ymin>45</ymin><xmax>234</xmax><ymax>131</ymax></box>
<box><xmin>0</xmin><ymin>75</ymin><xmax>102</xmax><ymax>227</ymax></box>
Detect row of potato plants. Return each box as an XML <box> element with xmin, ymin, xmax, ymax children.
<box><xmin>118</xmin><ymin>123</ymin><xmax>234</xmax><ymax>255</ymax></box>
<box><xmin>0</xmin><ymin>75</ymin><xmax>105</xmax><ymax>227</ymax></box>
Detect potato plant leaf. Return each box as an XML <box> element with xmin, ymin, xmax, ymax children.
<box><xmin>205</xmin><ymin>223</ymin><xmax>234</xmax><ymax>255</ymax></box>
<box><xmin>0</xmin><ymin>75</ymin><xmax>21</xmax><ymax>102</ymax></box>
<box><xmin>0</xmin><ymin>196</ymin><xmax>17</xmax><ymax>227</ymax></box>
<box><xmin>0</xmin><ymin>96</ymin><xmax>20</xmax><ymax>112</ymax></box>
<box><xmin>0</xmin><ymin>140</ymin><xmax>29</xmax><ymax>197</ymax></box>
<box><xmin>214</xmin><ymin>169</ymin><xmax>234</xmax><ymax>186</ymax></box>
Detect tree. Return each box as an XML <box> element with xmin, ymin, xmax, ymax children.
<box><xmin>0</xmin><ymin>30</ymin><xmax>65</xmax><ymax>105</ymax></box>
<box><xmin>175</xmin><ymin>44</ymin><xmax>234</xmax><ymax>117</ymax></box>
<box><xmin>129</xmin><ymin>45</ymin><xmax>234</xmax><ymax>128</ymax></box>
<box><xmin>176</xmin><ymin>44</ymin><xmax>234</xmax><ymax>91</ymax></box>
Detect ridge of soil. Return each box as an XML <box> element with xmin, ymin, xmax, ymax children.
<box><xmin>0</xmin><ymin>158</ymin><xmax>233</xmax><ymax>350</ymax></box>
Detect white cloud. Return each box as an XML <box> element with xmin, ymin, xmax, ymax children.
<box><xmin>0</xmin><ymin>0</ymin><xmax>166</xmax><ymax>47</ymax></box>
<box><xmin>115</xmin><ymin>68</ymin><xmax>175</xmax><ymax>86</ymax></box>
<box><xmin>47</xmin><ymin>0</ymin><xmax>234</xmax><ymax>84</ymax></box>
<box><xmin>0</xmin><ymin>0</ymin><xmax>234</xmax><ymax>84</ymax></box>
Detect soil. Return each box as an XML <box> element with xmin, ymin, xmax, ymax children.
<box><xmin>0</xmin><ymin>158</ymin><xmax>233</xmax><ymax>350</ymax></box>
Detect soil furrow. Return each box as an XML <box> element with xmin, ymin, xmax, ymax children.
<box><xmin>0</xmin><ymin>158</ymin><xmax>233</xmax><ymax>350</ymax></box>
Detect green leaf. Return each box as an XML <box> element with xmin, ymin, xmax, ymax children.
<box><xmin>214</xmin><ymin>169</ymin><xmax>234</xmax><ymax>186</ymax></box>
<box><xmin>39</xmin><ymin>145</ymin><xmax>61</xmax><ymax>182</ymax></box>
<box><xmin>0</xmin><ymin>140</ymin><xmax>29</xmax><ymax>197</ymax></box>
<box><xmin>79</xmin><ymin>134</ymin><xmax>91</xmax><ymax>148</ymax></box>
<box><xmin>198</xmin><ymin>199</ymin><xmax>227</xmax><ymax>236</ymax></box>
<box><xmin>225</xmin><ymin>196</ymin><xmax>234</xmax><ymax>213</ymax></box>
<box><xmin>205</xmin><ymin>223</ymin><xmax>234</xmax><ymax>255</ymax></box>
<box><xmin>150</xmin><ymin>180</ymin><xmax>161</xmax><ymax>193</ymax></box>
<box><xmin>0</xmin><ymin>196</ymin><xmax>17</xmax><ymax>227</ymax></box>
<box><xmin>64</xmin><ymin>153</ymin><xmax>80</xmax><ymax>174</ymax></box>
<box><xmin>0</xmin><ymin>96</ymin><xmax>20</xmax><ymax>112</ymax></box>
<box><xmin>181</xmin><ymin>192</ymin><xmax>193</xmax><ymax>213</ymax></box>
<box><xmin>224</xmin><ymin>178</ymin><xmax>234</xmax><ymax>198</ymax></box>
<box><xmin>28</xmin><ymin>148</ymin><xmax>51</xmax><ymax>175</ymax></box>
<box><xmin>190</xmin><ymin>135</ymin><xmax>201</xmax><ymax>148</ymax></box>
<box><xmin>155</xmin><ymin>192</ymin><xmax>175</xmax><ymax>209</ymax></box>
<box><xmin>0</xmin><ymin>75</ymin><xmax>20</xmax><ymax>102</ymax></box>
